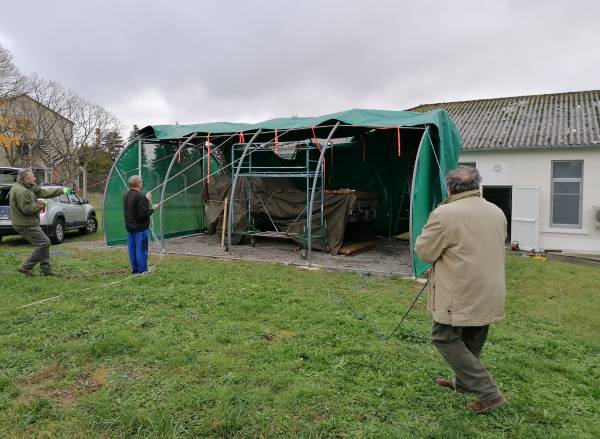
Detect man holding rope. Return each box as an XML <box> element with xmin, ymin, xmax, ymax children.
<box><xmin>9</xmin><ymin>169</ymin><xmax>73</xmax><ymax>276</ymax></box>
<box><xmin>123</xmin><ymin>175</ymin><xmax>158</xmax><ymax>274</ymax></box>
<box><xmin>415</xmin><ymin>166</ymin><xmax>508</xmax><ymax>414</ymax></box>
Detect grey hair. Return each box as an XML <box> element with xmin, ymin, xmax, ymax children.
<box><xmin>17</xmin><ymin>168</ymin><xmax>34</xmax><ymax>182</ymax></box>
<box><xmin>446</xmin><ymin>166</ymin><xmax>482</xmax><ymax>194</ymax></box>
<box><xmin>128</xmin><ymin>175</ymin><xmax>142</xmax><ymax>187</ymax></box>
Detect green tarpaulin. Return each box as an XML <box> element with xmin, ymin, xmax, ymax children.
<box><xmin>105</xmin><ymin>108</ymin><xmax>461</xmax><ymax>276</ymax></box>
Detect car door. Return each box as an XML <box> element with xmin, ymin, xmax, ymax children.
<box><xmin>68</xmin><ymin>194</ymin><xmax>87</xmax><ymax>227</ymax></box>
<box><xmin>57</xmin><ymin>194</ymin><xmax>74</xmax><ymax>227</ymax></box>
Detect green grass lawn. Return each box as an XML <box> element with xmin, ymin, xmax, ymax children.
<box><xmin>0</xmin><ymin>246</ymin><xmax>598</xmax><ymax>438</ymax></box>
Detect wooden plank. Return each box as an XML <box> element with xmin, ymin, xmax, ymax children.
<box><xmin>251</xmin><ymin>231</ymin><xmax>298</xmax><ymax>239</ymax></box>
<box><xmin>338</xmin><ymin>241</ymin><xmax>376</xmax><ymax>255</ymax></box>
<box><xmin>221</xmin><ymin>197</ymin><xmax>228</xmax><ymax>247</ymax></box>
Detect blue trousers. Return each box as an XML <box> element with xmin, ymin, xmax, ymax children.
<box><xmin>127</xmin><ymin>229</ymin><xmax>149</xmax><ymax>273</ymax></box>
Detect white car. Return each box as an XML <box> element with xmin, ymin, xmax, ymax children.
<box><xmin>0</xmin><ymin>168</ymin><xmax>98</xmax><ymax>244</ymax></box>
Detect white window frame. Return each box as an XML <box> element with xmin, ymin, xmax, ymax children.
<box><xmin>550</xmin><ymin>160</ymin><xmax>583</xmax><ymax>228</ymax></box>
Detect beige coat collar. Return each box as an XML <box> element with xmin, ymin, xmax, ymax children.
<box><xmin>442</xmin><ymin>189</ymin><xmax>480</xmax><ymax>205</ymax></box>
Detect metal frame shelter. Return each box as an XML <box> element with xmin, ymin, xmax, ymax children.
<box><xmin>103</xmin><ymin>108</ymin><xmax>462</xmax><ymax>276</ymax></box>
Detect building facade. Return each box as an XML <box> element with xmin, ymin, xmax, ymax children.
<box><xmin>0</xmin><ymin>93</ymin><xmax>74</xmax><ymax>182</ymax></box>
<box><xmin>410</xmin><ymin>90</ymin><xmax>600</xmax><ymax>254</ymax></box>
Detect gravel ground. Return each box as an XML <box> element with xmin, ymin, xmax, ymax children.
<box><xmin>160</xmin><ymin>233</ymin><xmax>413</xmax><ymax>276</ymax></box>
<box><xmin>73</xmin><ymin>233</ymin><xmax>414</xmax><ymax>277</ymax></box>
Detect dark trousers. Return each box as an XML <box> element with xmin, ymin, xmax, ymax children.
<box><xmin>431</xmin><ymin>322</ymin><xmax>501</xmax><ymax>402</ymax></box>
<box><xmin>14</xmin><ymin>225</ymin><xmax>52</xmax><ymax>273</ymax></box>
<box><xmin>127</xmin><ymin>229</ymin><xmax>149</xmax><ymax>273</ymax></box>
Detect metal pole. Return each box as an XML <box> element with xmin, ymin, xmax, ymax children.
<box><xmin>306</xmin><ymin>122</ymin><xmax>340</xmax><ymax>261</ymax></box>
<box><xmin>305</xmin><ymin>140</ymin><xmax>309</xmax><ymax>250</ymax></box>
<box><xmin>227</xmin><ymin>129</ymin><xmax>262</xmax><ymax>252</ymax></box>
<box><xmin>159</xmin><ymin>132</ymin><xmax>199</xmax><ymax>251</ymax></box>
<box><xmin>138</xmin><ymin>138</ymin><xmax>142</xmax><ymax>176</ymax></box>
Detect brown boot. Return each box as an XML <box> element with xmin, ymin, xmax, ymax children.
<box><xmin>466</xmin><ymin>395</ymin><xmax>508</xmax><ymax>414</ymax></box>
<box><xmin>18</xmin><ymin>267</ymin><xmax>35</xmax><ymax>276</ymax></box>
<box><xmin>435</xmin><ymin>378</ymin><xmax>468</xmax><ymax>393</ymax></box>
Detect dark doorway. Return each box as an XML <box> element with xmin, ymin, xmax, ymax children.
<box><xmin>482</xmin><ymin>186</ymin><xmax>512</xmax><ymax>241</ymax></box>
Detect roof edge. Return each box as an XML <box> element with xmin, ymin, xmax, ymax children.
<box><xmin>408</xmin><ymin>89</ymin><xmax>600</xmax><ymax>110</ymax></box>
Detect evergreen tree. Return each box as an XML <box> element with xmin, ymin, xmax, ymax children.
<box><xmin>126</xmin><ymin>124</ymin><xmax>139</xmax><ymax>145</ymax></box>
<box><xmin>101</xmin><ymin>129</ymin><xmax>125</xmax><ymax>161</ymax></box>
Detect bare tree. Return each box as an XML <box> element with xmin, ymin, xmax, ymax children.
<box><xmin>0</xmin><ymin>44</ymin><xmax>120</xmax><ymax>186</ymax></box>
<box><xmin>0</xmin><ymin>43</ymin><xmax>25</xmax><ymax>98</ymax></box>
<box><xmin>14</xmin><ymin>74</ymin><xmax>119</xmax><ymax>183</ymax></box>
<box><xmin>0</xmin><ymin>43</ymin><xmax>28</xmax><ymax>164</ymax></box>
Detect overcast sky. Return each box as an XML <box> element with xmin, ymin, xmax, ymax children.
<box><xmin>1</xmin><ymin>0</ymin><xmax>599</xmax><ymax>132</ymax></box>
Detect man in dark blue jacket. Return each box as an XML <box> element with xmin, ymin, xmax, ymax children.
<box><xmin>123</xmin><ymin>175</ymin><xmax>158</xmax><ymax>274</ymax></box>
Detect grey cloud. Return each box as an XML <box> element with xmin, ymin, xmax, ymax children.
<box><xmin>1</xmin><ymin>0</ymin><xmax>599</xmax><ymax>129</ymax></box>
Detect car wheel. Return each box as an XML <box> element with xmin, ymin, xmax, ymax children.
<box><xmin>51</xmin><ymin>218</ymin><xmax>65</xmax><ymax>244</ymax></box>
<box><xmin>80</xmin><ymin>216</ymin><xmax>98</xmax><ymax>234</ymax></box>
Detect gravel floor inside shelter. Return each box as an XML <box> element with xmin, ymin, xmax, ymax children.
<box><xmin>157</xmin><ymin>233</ymin><xmax>413</xmax><ymax>276</ymax></box>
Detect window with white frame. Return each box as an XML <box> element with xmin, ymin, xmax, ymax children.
<box><xmin>551</xmin><ymin>160</ymin><xmax>583</xmax><ymax>227</ymax></box>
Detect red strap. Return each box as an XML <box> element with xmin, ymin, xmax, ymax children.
<box><xmin>239</xmin><ymin>131</ymin><xmax>245</xmax><ymax>144</ymax></box>
<box><xmin>275</xmin><ymin>129</ymin><xmax>279</xmax><ymax>152</ymax></box>
<box><xmin>206</xmin><ymin>133</ymin><xmax>211</xmax><ymax>184</ymax></box>
<box><xmin>396</xmin><ymin>127</ymin><xmax>401</xmax><ymax>157</ymax></box>
<box><xmin>311</xmin><ymin>127</ymin><xmax>321</xmax><ymax>153</ymax></box>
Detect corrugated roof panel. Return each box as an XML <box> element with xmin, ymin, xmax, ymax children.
<box><xmin>408</xmin><ymin>90</ymin><xmax>600</xmax><ymax>150</ymax></box>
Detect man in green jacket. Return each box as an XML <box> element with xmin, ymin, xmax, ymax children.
<box><xmin>8</xmin><ymin>169</ymin><xmax>72</xmax><ymax>276</ymax></box>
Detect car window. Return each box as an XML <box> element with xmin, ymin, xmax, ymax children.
<box><xmin>0</xmin><ymin>188</ymin><xmax>10</xmax><ymax>206</ymax></box>
<box><xmin>0</xmin><ymin>170</ymin><xmax>18</xmax><ymax>184</ymax></box>
<box><xmin>58</xmin><ymin>195</ymin><xmax>70</xmax><ymax>204</ymax></box>
<box><xmin>68</xmin><ymin>194</ymin><xmax>81</xmax><ymax>205</ymax></box>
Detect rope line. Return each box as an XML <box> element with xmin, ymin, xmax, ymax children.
<box><xmin>2</xmin><ymin>250</ymin><xmax>165</xmax><ymax>313</ymax></box>
<box><xmin>329</xmin><ymin>280</ymin><xmax>429</xmax><ymax>340</ymax></box>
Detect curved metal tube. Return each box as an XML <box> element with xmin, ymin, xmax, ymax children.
<box><xmin>227</xmin><ymin>129</ymin><xmax>262</xmax><ymax>252</ymax></box>
<box><xmin>306</xmin><ymin>122</ymin><xmax>340</xmax><ymax>261</ymax></box>
<box><xmin>159</xmin><ymin>132</ymin><xmax>199</xmax><ymax>251</ymax></box>
<box><xmin>102</xmin><ymin>135</ymin><xmax>142</xmax><ymax>245</ymax></box>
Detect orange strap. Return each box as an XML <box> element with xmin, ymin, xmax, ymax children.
<box><xmin>206</xmin><ymin>133</ymin><xmax>211</xmax><ymax>184</ymax></box>
<box><xmin>396</xmin><ymin>127</ymin><xmax>401</xmax><ymax>157</ymax></box>
<box><xmin>239</xmin><ymin>131</ymin><xmax>245</xmax><ymax>144</ymax></box>
<box><xmin>274</xmin><ymin>129</ymin><xmax>279</xmax><ymax>152</ymax></box>
<box><xmin>311</xmin><ymin>127</ymin><xmax>321</xmax><ymax>153</ymax></box>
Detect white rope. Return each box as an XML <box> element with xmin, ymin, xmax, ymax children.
<box><xmin>156</xmin><ymin>127</ymin><xmax>298</xmax><ymax>207</ymax></box>
<box><xmin>7</xmin><ymin>250</ymin><xmax>165</xmax><ymax>313</ymax></box>
<box><xmin>145</xmin><ymin>132</ymin><xmax>239</xmax><ymax>196</ymax></box>
<box><xmin>426</xmin><ymin>129</ymin><xmax>449</xmax><ymax>198</ymax></box>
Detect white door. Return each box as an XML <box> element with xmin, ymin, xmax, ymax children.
<box><xmin>511</xmin><ymin>185</ymin><xmax>540</xmax><ymax>250</ymax></box>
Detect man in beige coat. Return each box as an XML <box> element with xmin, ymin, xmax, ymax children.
<box><xmin>415</xmin><ymin>166</ymin><xmax>507</xmax><ymax>413</ymax></box>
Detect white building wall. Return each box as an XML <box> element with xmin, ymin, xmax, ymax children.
<box><xmin>460</xmin><ymin>148</ymin><xmax>600</xmax><ymax>254</ymax></box>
